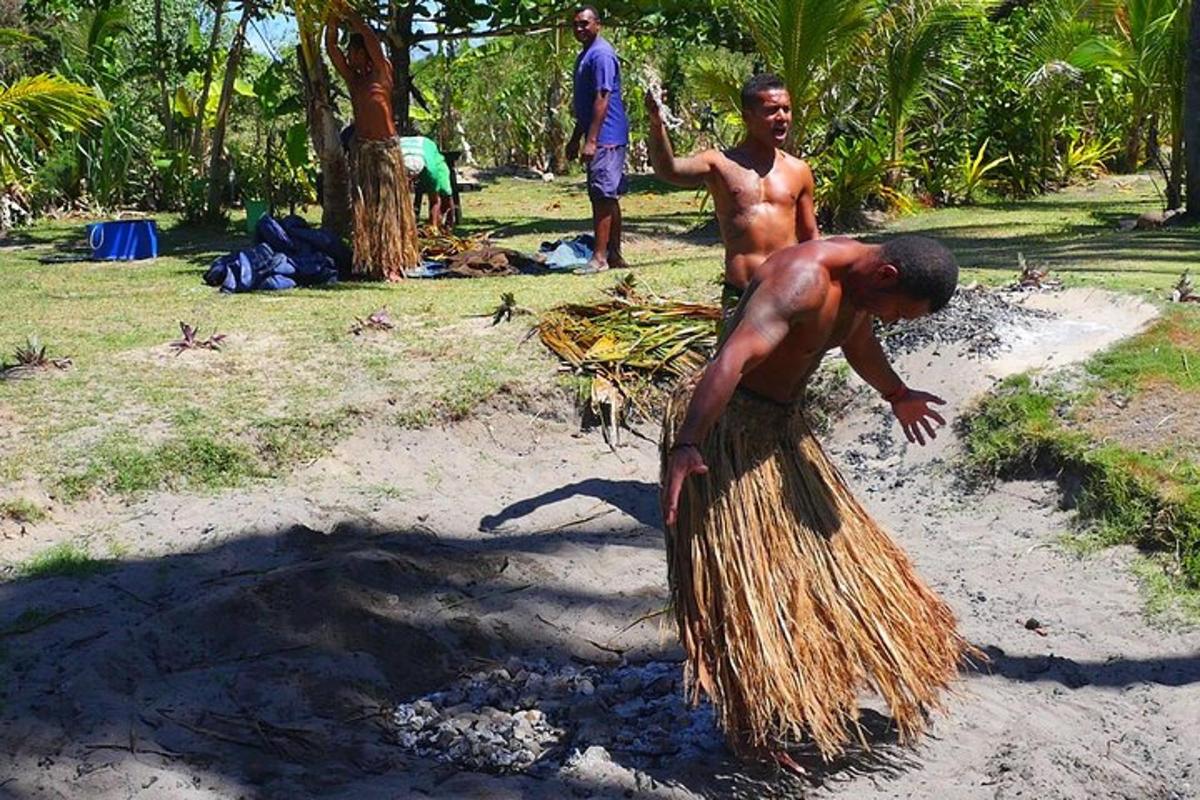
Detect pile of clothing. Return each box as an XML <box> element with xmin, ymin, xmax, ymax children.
<box><xmin>203</xmin><ymin>215</ymin><xmax>352</xmax><ymax>293</ymax></box>
<box><xmin>536</xmin><ymin>234</ymin><xmax>596</xmax><ymax>270</ymax></box>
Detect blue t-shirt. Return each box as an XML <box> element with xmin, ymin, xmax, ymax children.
<box><xmin>573</xmin><ymin>37</ymin><xmax>629</xmax><ymax>147</ymax></box>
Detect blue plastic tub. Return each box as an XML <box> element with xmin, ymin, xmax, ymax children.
<box><xmin>86</xmin><ymin>220</ymin><xmax>158</xmax><ymax>261</ymax></box>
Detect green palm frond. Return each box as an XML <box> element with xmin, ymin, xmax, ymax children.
<box><xmin>683</xmin><ymin>48</ymin><xmax>751</xmax><ymax>119</ymax></box>
<box><xmin>876</xmin><ymin>0</ymin><xmax>990</xmax><ymax>163</ymax></box>
<box><xmin>722</xmin><ymin>0</ymin><xmax>877</xmax><ymax>135</ymax></box>
<box><xmin>1017</xmin><ymin>0</ymin><xmax>1108</xmax><ymax>86</ymax></box>
<box><xmin>0</xmin><ymin>74</ymin><xmax>109</xmax><ymax>181</ymax></box>
<box><xmin>0</xmin><ymin>28</ymin><xmax>38</xmax><ymax>48</ymax></box>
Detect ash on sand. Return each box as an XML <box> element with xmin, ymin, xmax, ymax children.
<box><xmin>879</xmin><ymin>285</ymin><xmax>1053</xmax><ymax>359</ymax></box>
<box><xmin>390</xmin><ymin>659</ymin><xmax>721</xmax><ymax>775</ymax></box>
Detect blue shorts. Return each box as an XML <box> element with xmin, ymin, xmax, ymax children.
<box><xmin>587</xmin><ymin>145</ymin><xmax>628</xmax><ymax>201</ymax></box>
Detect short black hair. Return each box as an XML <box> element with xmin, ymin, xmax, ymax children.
<box><xmin>575</xmin><ymin>5</ymin><xmax>600</xmax><ymax>20</ymax></box>
<box><xmin>880</xmin><ymin>235</ymin><xmax>959</xmax><ymax>312</ymax></box>
<box><xmin>348</xmin><ymin>32</ymin><xmax>366</xmax><ymax>51</ymax></box>
<box><xmin>741</xmin><ymin>73</ymin><xmax>786</xmax><ymax>109</ymax></box>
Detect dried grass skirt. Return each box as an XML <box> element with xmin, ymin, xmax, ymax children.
<box><xmin>660</xmin><ymin>378</ymin><xmax>973</xmax><ymax>760</ymax></box>
<box><xmin>349</xmin><ymin>137</ymin><xmax>420</xmax><ymax>281</ymax></box>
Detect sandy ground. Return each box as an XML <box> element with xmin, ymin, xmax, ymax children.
<box><xmin>1</xmin><ymin>289</ymin><xmax>1197</xmax><ymax>800</ymax></box>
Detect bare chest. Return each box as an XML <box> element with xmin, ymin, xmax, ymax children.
<box><xmin>711</xmin><ymin>164</ymin><xmax>799</xmax><ymax>232</ymax></box>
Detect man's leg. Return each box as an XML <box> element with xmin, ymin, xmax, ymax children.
<box><xmin>589</xmin><ymin>196</ymin><xmax>615</xmax><ymax>271</ymax></box>
<box><xmin>607</xmin><ymin>200</ymin><xmax>628</xmax><ymax>269</ymax></box>
<box><xmin>608</xmin><ymin>148</ymin><xmax>628</xmax><ymax>269</ymax></box>
<box><xmin>429</xmin><ymin>193</ymin><xmax>442</xmax><ymax>229</ymax></box>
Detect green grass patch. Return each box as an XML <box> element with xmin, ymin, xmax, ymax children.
<box><xmin>1086</xmin><ymin>307</ymin><xmax>1200</xmax><ymax>392</ymax></box>
<box><xmin>18</xmin><ymin>543</ymin><xmax>107</xmax><ymax>579</ymax></box>
<box><xmin>256</xmin><ymin>412</ymin><xmax>351</xmax><ymax>469</ymax></box>
<box><xmin>1131</xmin><ymin>557</ymin><xmax>1200</xmax><ymax>625</ymax></box>
<box><xmin>0</xmin><ymin>498</ymin><xmax>47</xmax><ymax>523</ymax></box>
<box><xmin>3</xmin><ymin>175</ymin><xmax>1197</xmax><ymax>506</ymax></box>
<box><xmin>58</xmin><ymin>431</ymin><xmax>262</xmax><ymax>500</ymax></box>
<box><xmin>961</xmin><ymin>374</ymin><xmax>1200</xmax><ymax>588</ymax></box>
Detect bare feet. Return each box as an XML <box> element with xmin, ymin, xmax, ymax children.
<box><xmin>769</xmin><ymin>748</ymin><xmax>808</xmax><ymax>777</ymax></box>
<box><xmin>575</xmin><ymin>258</ymin><xmax>610</xmax><ymax>275</ymax></box>
<box><xmin>607</xmin><ymin>252</ymin><xmax>629</xmax><ymax>270</ymax></box>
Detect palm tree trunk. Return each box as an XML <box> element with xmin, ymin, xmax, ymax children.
<box><xmin>155</xmin><ymin>0</ymin><xmax>174</xmax><ymax>149</ymax></box>
<box><xmin>205</xmin><ymin>0</ymin><xmax>253</xmax><ymax>220</ymax></box>
<box><xmin>1187</xmin><ymin>0</ymin><xmax>1200</xmax><ymax>217</ymax></box>
<box><xmin>296</xmin><ymin>41</ymin><xmax>352</xmax><ymax>237</ymax></box>
<box><xmin>546</xmin><ymin>28</ymin><xmax>567</xmax><ymax>174</ymax></box>
<box><xmin>386</xmin><ymin>4</ymin><xmax>416</xmax><ymax>131</ymax></box>
<box><xmin>191</xmin><ymin>1</ymin><xmax>226</xmax><ymax>162</ymax></box>
<box><xmin>886</xmin><ymin>114</ymin><xmax>905</xmax><ymax>189</ymax></box>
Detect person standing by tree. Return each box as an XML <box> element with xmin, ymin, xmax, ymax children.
<box><xmin>646</xmin><ymin>73</ymin><xmax>820</xmax><ymax>323</ymax></box>
<box><xmin>325</xmin><ymin>10</ymin><xmax>419</xmax><ymax>280</ymax></box>
<box><xmin>567</xmin><ymin>5</ymin><xmax>629</xmax><ymax>273</ymax></box>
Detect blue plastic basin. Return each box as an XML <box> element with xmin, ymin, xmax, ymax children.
<box><xmin>86</xmin><ymin>220</ymin><xmax>158</xmax><ymax>261</ymax></box>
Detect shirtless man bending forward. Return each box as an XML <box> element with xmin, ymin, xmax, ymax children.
<box><xmin>646</xmin><ymin>73</ymin><xmax>820</xmax><ymax>316</ymax></box>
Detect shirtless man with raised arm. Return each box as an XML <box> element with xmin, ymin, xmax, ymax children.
<box><xmin>646</xmin><ymin>73</ymin><xmax>820</xmax><ymax>317</ymax></box>
<box><xmin>658</xmin><ymin>235</ymin><xmax>970</xmax><ymax>770</ymax></box>
<box><xmin>325</xmin><ymin>11</ymin><xmax>419</xmax><ymax>279</ymax></box>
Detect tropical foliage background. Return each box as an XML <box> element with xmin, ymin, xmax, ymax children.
<box><xmin>0</xmin><ymin>0</ymin><xmax>1196</xmax><ymax>234</ymax></box>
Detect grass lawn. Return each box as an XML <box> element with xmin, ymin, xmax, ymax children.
<box><xmin>0</xmin><ymin>172</ymin><xmax>1196</xmax><ymax>507</ymax></box>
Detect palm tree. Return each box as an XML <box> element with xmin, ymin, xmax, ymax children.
<box><xmin>0</xmin><ymin>73</ymin><xmax>107</xmax><ymax>234</ymax></box>
<box><xmin>1162</xmin><ymin>0</ymin><xmax>1189</xmax><ymax>207</ymax></box>
<box><xmin>1013</xmin><ymin>0</ymin><xmax>1115</xmax><ymax>191</ymax></box>
<box><xmin>292</xmin><ymin>0</ymin><xmax>352</xmax><ymax>236</ymax></box>
<box><xmin>876</xmin><ymin>0</ymin><xmax>986</xmax><ymax>186</ymax></box>
<box><xmin>1092</xmin><ymin>0</ymin><xmax>1191</xmax><ymax>171</ymax></box>
<box><xmin>719</xmin><ymin>0</ymin><xmax>877</xmax><ymax>149</ymax></box>
<box><xmin>1187</xmin><ymin>0</ymin><xmax>1200</xmax><ymax>217</ymax></box>
<box><xmin>0</xmin><ymin>73</ymin><xmax>108</xmax><ymax>185</ymax></box>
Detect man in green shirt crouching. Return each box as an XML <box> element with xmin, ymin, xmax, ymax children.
<box><xmin>400</xmin><ymin>133</ymin><xmax>455</xmax><ymax>231</ymax></box>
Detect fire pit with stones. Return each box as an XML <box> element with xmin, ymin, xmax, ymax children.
<box><xmin>389</xmin><ymin>659</ymin><xmax>723</xmax><ymax>775</ymax></box>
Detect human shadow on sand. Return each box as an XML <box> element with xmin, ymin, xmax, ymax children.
<box><xmin>0</xmin><ymin>519</ymin><xmax>918</xmax><ymax>798</ymax></box>
<box><xmin>479</xmin><ymin>478</ymin><xmax>662</xmax><ymax>532</ymax></box>
<box><xmin>974</xmin><ymin>645</ymin><xmax>1200</xmax><ymax>689</ymax></box>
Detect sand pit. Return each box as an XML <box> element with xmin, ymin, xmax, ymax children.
<box><xmin>2</xmin><ymin>287</ymin><xmax>1196</xmax><ymax>800</ymax></box>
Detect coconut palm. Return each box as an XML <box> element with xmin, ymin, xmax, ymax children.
<box><xmin>875</xmin><ymin>0</ymin><xmax>988</xmax><ymax>185</ymax></box>
<box><xmin>695</xmin><ymin>0</ymin><xmax>876</xmax><ymax>150</ymax></box>
<box><xmin>0</xmin><ymin>73</ymin><xmax>108</xmax><ymax>185</ymax></box>
<box><xmin>1088</xmin><ymin>0</ymin><xmax>1191</xmax><ymax>171</ymax></box>
<box><xmin>1185</xmin><ymin>0</ymin><xmax>1199</xmax><ymax>216</ymax></box>
<box><xmin>1161</xmin><ymin>0</ymin><xmax>1189</xmax><ymax>207</ymax></box>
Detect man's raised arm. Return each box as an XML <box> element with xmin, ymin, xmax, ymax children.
<box><xmin>346</xmin><ymin>11</ymin><xmax>391</xmax><ymax>76</ymax></box>
<box><xmin>324</xmin><ymin>18</ymin><xmax>351</xmax><ymax>81</ymax></box>
<box><xmin>645</xmin><ymin>91</ymin><xmax>711</xmax><ymax>188</ymax></box>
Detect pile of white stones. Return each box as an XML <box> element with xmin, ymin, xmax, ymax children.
<box><xmin>390</xmin><ymin>658</ymin><xmax>722</xmax><ymax>774</ymax></box>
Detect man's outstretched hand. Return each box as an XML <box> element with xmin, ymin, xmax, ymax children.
<box><xmin>889</xmin><ymin>388</ymin><xmax>947</xmax><ymax>446</ymax></box>
<box><xmin>662</xmin><ymin>444</ymin><xmax>708</xmax><ymax>526</ymax></box>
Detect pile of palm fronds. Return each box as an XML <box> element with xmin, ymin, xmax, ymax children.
<box><xmin>537</xmin><ymin>276</ymin><xmax>720</xmax><ymax>441</ymax></box>
<box><xmin>418</xmin><ymin>225</ymin><xmax>487</xmax><ymax>260</ymax></box>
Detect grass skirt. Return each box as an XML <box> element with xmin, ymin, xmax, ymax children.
<box><xmin>660</xmin><ymin>377</ymin><xmax>972</xmax><ymax>760</ymax></box>
<box><xmin>349</xmin><ymin>137</ymin><xmax>420</xmax><ymax>281</ymax></box>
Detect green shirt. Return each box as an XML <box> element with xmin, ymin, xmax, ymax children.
<box><xmin>400</xmin><ymin>136</ymin><xmax>452</xmax><ymax>197</ymax></box>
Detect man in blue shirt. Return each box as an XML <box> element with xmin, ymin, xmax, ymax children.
<box><xmin>567</xmin><ymin>5</ymin><xmax>629</xmax><ymax>273</ymax></box>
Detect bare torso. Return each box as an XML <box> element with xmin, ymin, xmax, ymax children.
<box><xmin>348</xmin><ymin>67</ymin><xmax>396</xmax><ymax>141</ymax></box>
<box><xmin>705</xmin><ymin>147</ymin><xmax>816</xmax><ymax>289</ymax></box>
<box><xmin>722</xmin><ymin>239</ymin><xmax>870</xmax><ymax>402</ymax></box>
